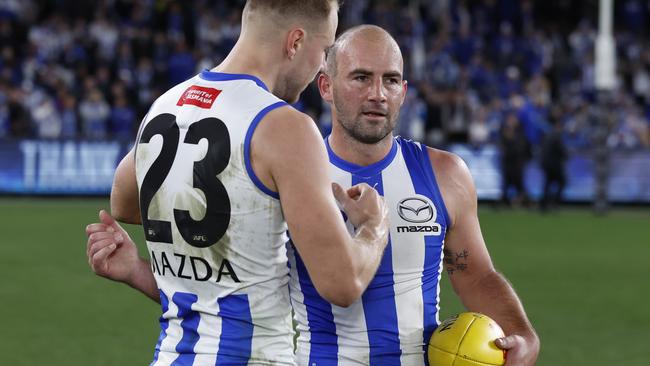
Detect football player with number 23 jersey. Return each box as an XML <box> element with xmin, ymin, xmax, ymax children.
<box><xmin>85</xmin><ymin>2</ymin><xmax>391</xmax><ymax>365</ymax></box>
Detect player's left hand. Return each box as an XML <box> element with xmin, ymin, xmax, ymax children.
<box><xmin>85</xmin><ymin>209</ymin><xmax>140</xmax><ymax>284</ymax></box>
<box><xmin>495</xmin><ymin>334</ymin><xmax>540</xmax><ymax>366</ymax></box>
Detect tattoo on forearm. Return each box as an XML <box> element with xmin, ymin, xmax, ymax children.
<box><xmin>455</xmin><ymin>250</ymin><xmax>469</xmax><ymax>261</ymax></box>
<box><xmin>444</xmin><ymin>249</ymin><xmax>470</xmax><ymax>275</ymax></box>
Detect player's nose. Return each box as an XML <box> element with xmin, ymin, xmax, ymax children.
<box><xmin>368</xmin><ymin>78</ymin><xmax>387</xmax><ymax>103</ymax></box>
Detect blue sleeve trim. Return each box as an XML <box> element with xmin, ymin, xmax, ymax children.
<box><xmin>420</xmin><ymin>143</ymin><xmax>452</xmax><ymax>228</ymax></box>
<box><xmin>243</xmin><ymin>101</ymin><xmax>288</xmax><ymax>200</ymax></box>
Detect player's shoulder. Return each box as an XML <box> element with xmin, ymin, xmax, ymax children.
<box><xmin>251</xmin><ymin>106</ymin><xmax>327</xmax><ymax>192</ymax></box>
<box><xmin>392</xmin><ymin>136</ymin><xmax>467</xmax><ymax>177</ymax></box>
<box><xmin>164</xmin><ymin>78</ymin><xmax>200</xmax><ymax>102</ymax></box>
<box><xmin>424</xmin><ymin>145</ymin><xmax>477</xmax><ymax>206</ymax></box>
<box><xmin>145</xmin><ymin>77</ymin><xmax>199</xmax><ymax>115</ymax></box>
<box><xmin>394</xmin><ymin>136</ymin><xmax>466</xmax><ymax>175</ymax></box>
<box><xmin>425</xmin><ymin>146</ymin><xmax>470</xmax><ymax>178</ymax></box>
<box><xmin>261</xmin><ymin>105</ymin><xmax>321</xmax><ymax>139</ymax></box>
<box><xmin>252</xmin><ymin>104</ymin><xmax>324</xmax><ymax>165</ymax></box>
<box><xmin>420</xmin><ymin>146</ymin><xmax>477</xmax><ymax>227</ymax></box>
<box><xmin>264</xmin><ymin>104</ymin><xmax>313</xmax><ymax>124</ymax></box>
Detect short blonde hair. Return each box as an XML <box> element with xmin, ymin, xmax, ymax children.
<box><xmin>245</xmin><ymin>0</ymin><xmax>341</xmax><ymax>27</ymax></box>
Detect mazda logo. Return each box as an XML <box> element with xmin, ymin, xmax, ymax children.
<box><xmin>397</xmin><ymin>197</ymin><xmax>434</xmax><ymax>223</ymax></box>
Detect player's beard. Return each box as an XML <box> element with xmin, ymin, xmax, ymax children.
<box><xmin>333</xmin><ymin>94</ymin><xmax>397</xmax><ymax>145</ymax></box>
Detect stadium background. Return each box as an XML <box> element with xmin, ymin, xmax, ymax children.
<box><xmin>0</xmin><ymin>0</ymin><xmax>649</xmax><ymax>365</ymax></box>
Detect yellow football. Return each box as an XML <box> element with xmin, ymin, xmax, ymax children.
<box><xmin>428</xmin><ymin>312</ymin><xmax>506</xmax><ymax>366</ymax></box>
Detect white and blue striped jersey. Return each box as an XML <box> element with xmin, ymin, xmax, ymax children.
<box><xmin>288</xmin><ymin>136</ymin><xmax>450</xmax><ymax>366</ymax></box>
<box><xmin>135</xmin><ymin>70</ymin><xmax>295</xmax><ymax>365</ymax></box>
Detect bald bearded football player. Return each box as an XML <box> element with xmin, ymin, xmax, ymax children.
<box><xmin>287</xmin><ymin>25</ymin><xmax>540</xmax><ymax>366</ymax></box>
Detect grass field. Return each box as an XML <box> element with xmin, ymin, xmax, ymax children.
<box><xmin>1</xmin><ymin>197</ymin><xmax>649</xmax><ymax>365</ymax></box>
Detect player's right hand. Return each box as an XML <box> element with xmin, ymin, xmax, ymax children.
<box><xmin>85</xmin><ymin>209</ymin><xmax>139</xmax><ymax>283</ymax></box>
<box><xmin>332</xmin><ymin>182</ymin><xmax>389</xmax><ymax>243</ymax></box>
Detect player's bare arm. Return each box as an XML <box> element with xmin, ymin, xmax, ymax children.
<box><xmin>110</xmin><ymin>148</ymin><xmax>142</xmax><ymax>224</ymax></box>
<box><xmin>85</xmin><ymin>210</ymin><xmax>159</xmax><ymax>302</ymax></box>
<box><xmin>87</xmin><ymin>130</ymin><xmax>154</xmax><ymax>301</ymax></box>
<box><xmin>429</xmin><ymin>147</ymin><xmax>540</xmax><ymax>366</ymax></box>
<box><xmin>252</xmin><ymin>106</ymin><xmax>389</xmax><ymax>307</ymax></box>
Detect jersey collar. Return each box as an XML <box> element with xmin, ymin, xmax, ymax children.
<box><xmin>199</xmin><ymin>69</ymin><xmax>269</xmax><ymax>91</ymax></box>
<box><xmin>325</xmin><ymin>136</ymin><xmax>398</xmax><ymax>177</ymax></box>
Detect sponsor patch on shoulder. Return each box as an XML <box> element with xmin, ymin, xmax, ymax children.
<box><xmin>177</xmin><ymin>85</ymin><xmax>221</xmax><ymax>108</ymax></box>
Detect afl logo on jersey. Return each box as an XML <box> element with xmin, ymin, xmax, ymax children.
<box><xmin>397</xmin><ymin>197</ymin><xmax>435</xmax><ymax>223</ymax></box>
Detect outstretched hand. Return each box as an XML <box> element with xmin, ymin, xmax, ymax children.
<box><xmin>85</xmin><ymin>210</ymin><xmax>140</xmax><ymax>284</ymax></box>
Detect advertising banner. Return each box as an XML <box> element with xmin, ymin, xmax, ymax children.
<box><xmin>1</xmin><ymin>139</ymin><xmax>649</xmax><ymax>203</ymax></box>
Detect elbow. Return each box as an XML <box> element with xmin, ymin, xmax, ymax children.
<box><xmin>328</xmin><ymin>293</ymin><xmax>358</xmax><ymax>308</ymax></box>
<box><xmin>110</xmin><ymin>201</ymin><xmax>141</xmax><ymax>224</ymax></box>
<box><xmin>316</xmin><ymin>278</ymin><xmax>364</xmax><ymax>308</ymax></box>
<box><xmin>110</xmin><ymin>202</ymin><xmax>126</xmax><ymax>222</ymax></box>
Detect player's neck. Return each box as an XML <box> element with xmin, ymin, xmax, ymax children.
<box><xmin>329</xmin><ymin>128</ymin><xmax>394</xmax><ymax>167</ymax></box>
<box><xmin>212</xmin><ymin>39</ymin><xmax>280</xmax><ymax>93</ymax></box>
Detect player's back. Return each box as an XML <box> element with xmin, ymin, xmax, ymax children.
<box><xmin>288</xmin><ymin>136</ymin><xmax>450</xmax><ymax>366</ymax></box>
<box><xmin>135</xmin><ymin>70</ymin><xmax>293</xmax><ymax>365</ymax></box>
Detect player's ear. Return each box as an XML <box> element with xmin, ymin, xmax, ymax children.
<box><xmin>400</xmin><ymin>79</ymin><xmax>408</xmax><ymax>106</ymax></box>
<box><xmin>285</xmin><ymin>27</ymin><xmax>306</xmax><ymax>60</ymax></box>
<box><xmin>318</xmin><ymin>72</ymin><xmax>333</xmax><ymax>102</ymax></box>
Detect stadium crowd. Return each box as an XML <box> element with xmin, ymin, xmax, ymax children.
<box><xmin>1</xmin><ymin>0</ymin><xmax>649</xmax><ymax>151</ymax></box>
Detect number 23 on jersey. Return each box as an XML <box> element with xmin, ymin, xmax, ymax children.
<box><xmin>138</xmin><ymin>113</ymin><xmax>231</xmax><ymax>248</ymax></box>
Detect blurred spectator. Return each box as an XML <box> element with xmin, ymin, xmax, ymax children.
<box><xmin>135</xmin><ymin>57</ymin><xmax>155</xmax><ymax>113</ymax></box>
<box><xmin>0</xmin><ymin>83</ymin><xmax>8</xmax><ymax>137</ymax></box>
<box><xmin>167</xmin><ymin>38</ymin><xmax>196</xmax><ymax>86</ymax></box>
<box><xmin>197</xmin><ymin>13</ymin><xmax>224</xmax><ymax>54</ymax></box>
<box><xmin>468</xmin><ymin>54</ymin><xmax>498</xmax><ymax>102</ymax></box>
<box><xmin>632</xmin><ymin>62</ymin><xmax>650</xmax><ymax>104</ymax></box>
<box><xmin>396</xmin><ymin>88</ymin><xmax>427</xmax><ymax>142</ymax></box>
<box><xmin>32</xmin><ymin>95</ymin><xmax>61</xmax><ymax>138</ymax></box>
<box><xmin>499</xmin><ymin>65</ymin><xmax>523</xmax><ymax>99</ymax></box>
<box><xmin>568</xmin><ymin>19</ymin><xmax>595</xmax><ymax>62</ymax></box>
<box><xmin>89</xmin><ymin>13</ymin><xmax>119</xmax><ymax>62</ymax></box>
<box><xmin>491</xmin><ymin>22</ymin><xmax>520</xmax><ymax>69</ymax></box>
<box><xmin>467</xmin><ymin>106</ymin><xmax>490</xmax><ymax>147</ymax></box>
<box><xmin>1</xmin><ymin>46</ymin><xmax>21</xmax><ymax>85</ymax></box>
<box><xmin>608</xmin><ymin>101</ymin><xmax>650</xmax><ymax>149</ymax></box>
<box><xmin>500</xmin><ymin>112</ymin><xmax>531</xmax><ymax>206</ymax></box>
<box><xmin>59</xmin><ymin>92</ymin><xmax>78</xmax><ymax>138</ymax></box>
<box><xmin>540</xmin><ymin>112</ymin><xmax>568</xmax><ymax>211</ymax></box>
<box><xmin>110</xmin><ymin>92</ymin><xmax>136</xmax><ymax>139</ymax></box>
<box><xmin>79</xmin><ymin>89</ymin><xmax>109</xmax><ymax>139</ymax></box>
<box><xmin>564</xmin><ymin>103</ymin><xmax>592</xmax><ymax>149</ymax></box>
<box><xmin>7</xmin><ymin>87</ymin><xmax>30</xmax><ymax>137</ymax></box>
<box><xmin>451</xmin><ymin>25</ymin><xmax>480</xmax><ymax>67</ymax></box>
<box><xmin>515</xmin><ymin>93</ymin><xmax>550</xmax><ymax>146</ymax></box>
<box><xmin>445</xmin><ymin>91</ymin><xmax>470</xmax><ymax>143</ymax></box>
<box><xmin>619</xmin><ymin>0</ymin><xmax>646</xmax><ymax>35</ymax></box>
